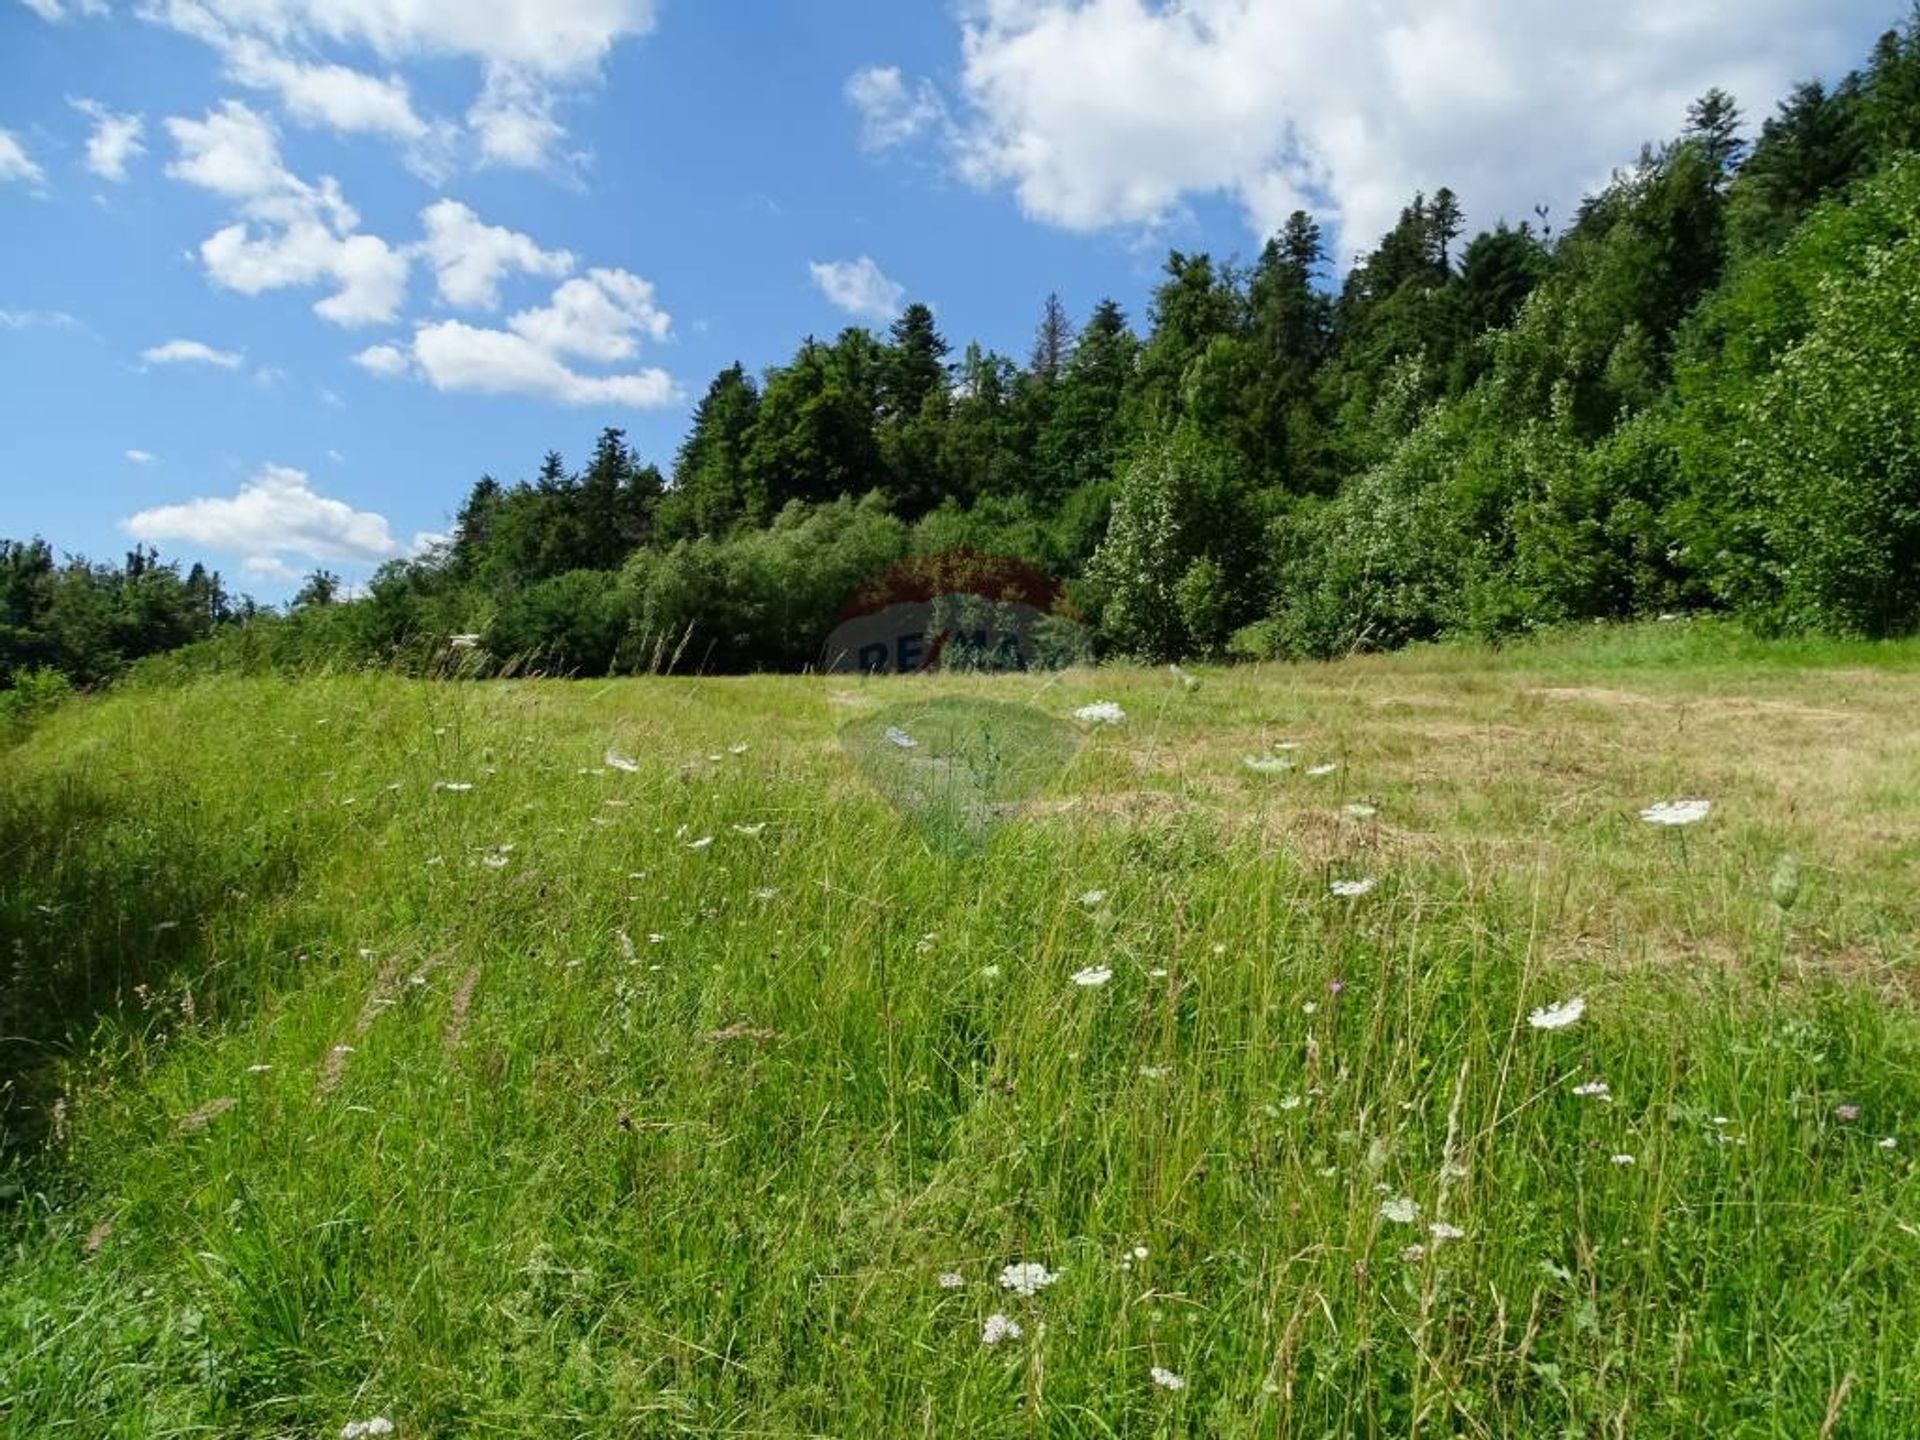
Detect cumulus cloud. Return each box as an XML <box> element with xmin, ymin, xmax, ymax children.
<box><xmin>507</xmin><ymin>268</ymin><xmax>668</xmax><ymax>360</ymax></box>
<box><xmin>847</xmin><ymin>65</ymin><xmax>945</xmax><ymax>151</ymax></box>
<box><xmin>357</xmin><ymin>268</ymin><xmax>679</xmax><ymax>408</ymax></box>
<box><xmin>142</xmin><ymin>337</ymin><xmax>245</xmax><ymax>368</ymax></box>
<box><xmin>126</xmin><ymin>449</ymin><xmax>157</xmax><ymax>464</ymax></box>
<box><xmin>71</xmin><ymin>99</ymin><xmax>145</xmax><ymax>181</ymax></box>
<box><xmin>145</xmin><ymin>0</ymin><xmax>659</xmax><ymax>77</ymax></box>
<box><xmin>468</xmin><ymin>67</ymin><xmax>571</xmax><ymax>172</ymax></box>
<box><xmin>896</xmin><ymin>0</ymin><xmax>1886</xmax><ymax>261</ymax></box>
<box><xmin>351</xmin><ymin>342</ymin><xmax>411</xmax><ymax>377</ymax></box>
<box><xmin>165</xmin><ymin>101</ymin><xmax>410</xmax><ymax>326</ymax></box>
<box><xmin>219</xmin><ymin>36</ymin><xmax>456</xmax><ymax>177</ymax></box>
<box><xmin>810</xmin><ymin>257</ymin><xmax>905</xmax><ymax>320</ymax></box>
<box><xmin>410</xmin><ymin>322</ymin><xmax>679</xmax><ymax>407</ymax></box>
<box><xmin>419</xmin><ymin>199</ymin><xmax>574</xmax><ymax>309</ymax></box>
<box><xmin>146</xmin><ymin>0</ymin><xmax>661</xmax><ymax>178</ymax></box>
<box><xmin>125</xmin><ymin>463</ymin><xmax>404</xmax><ymax>567</ymax></box>
<box><xmin>0</xmin><ymin>130</ymin><xmax>46</xmax><ymax>185</ymax></box>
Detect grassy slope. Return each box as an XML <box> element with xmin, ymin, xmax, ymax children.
<box><xmin>3</xmin><ymin>621</ymin><xmax>1919</xmax><ymax>1438</ymax></box>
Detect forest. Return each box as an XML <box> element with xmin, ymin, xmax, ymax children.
<box><xmin>8</xmin><ymin>10</ymin><xmax>1920</xmax><ymax>683</ymax></box>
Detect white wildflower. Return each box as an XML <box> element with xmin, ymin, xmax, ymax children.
<box><xmin>1610</xmin><ymin>1154</ymin><xmax>1637</xmax><ymax>1166</ymax></box>
<box><xmin>1074</xmin><ymin>701</ymin><xmax>1126</xmax><ymax>725</ymax></box>
<box><xmin>998</xmin><ymin>1261</ymin><xmax>1058</xmax><ymax>1296</ymax></box>
<box><xmin>728</xmin><ymin>742</ymin><xmax>750</xmax><ymax>755</ymax></box>
<box><xmin>1170</xmin><ymin>664</ymin><xmax>1199</xmax><ymax>691</ymax></box>
<box><xmin>981</xmin><ymin>1312</ymin><xmax>1022</xmax><ymax>1346</ymax></box>
<box><xmin>448</xmin><ymin>633</ymin><xmax>480</xmax><ymax>650</ymax></box>
<box><xmin>1078</xmin><ymin>889</ymin><xmax>1108</xmax><ymax>907</ymax></box>
<box><xmin>1640</xmin><ymin>799</ymin><xmax>1711</xmax><ymax>827</ymax></box>
<box><xmin>1278</xmin><ymin>1094</ymin><xmax>1303</xmax><ymax>1111</ymax></box>
<box><xmin>1428</xmin><ymin>1221</ymin><xmax>1465</xmax><ymax>1242</ymax></box>
<box><xmin>481</xmin><ymin>853</ymin><xmax>509</xmax><ymax>870</ymax></box>
<box><xmin>1881</xmin><ymin>1136</ymin><xmax>1898</xmax><ymax>1150</ymax></box>
<box><xmin>1242</xmin><ymin>756</ymin><xmax>1293</xmax><ymax>775</ymax></box>
<box><xmin>1400</xmin><ymin>1243</ymin><xmax>1428</xmax><ymax>1262</ymax></box>
<box><xmin>1571</xmin><ymin>1079</ymin><xmax>1613</xmax><ymax>1101</ymax></box>
<box><xmin>937</xmin><ymin>1271</ymin><xmax>965</xmax><ymax>1289</ymax></box>
<box><xmin>979</xmin><ymin>964</ymin><xmax>1002</xmax><ymax>980</ymax></box>
<box><xmin>1380</xmin><ymin>1195</ymin><xmax>1419</xmax><ymax>1225</ymax></box>
<box><xmin>1330</xmin><ymin>878</ymin><xmax>1378</xmax><ymax>899</ymax></box>
<box><xmin>731</xmin><ymin>822</ymin><xmax>767</xmax><ymax>837</ymax></box>
<box><xmin>604</xmin><ymin>749</ymin><xmax>640</xmax><ymax>773</ymax></box>
<box><xmin>1132</xmin><ymin>1245</ymin><xmax>1149</xmax><ymax>1260</ymax></box>
<box><xmin>341</xmin><ymin>1421</ymin><xmax>394</xmax><ymax>1440</ymax></box>
<box><xmin>687</xmin><ymin>836</ymin><xmax>714</xmax><ymax>850</ymax></box>
<box><xmin>752</xmin><ymin>888</ymin><xmax>778</xmax><ymax>901</ymax></box>
<box><xmin>1138</xmin><ymin>1064</ymin><xmax>1170</xmax><ymax>1079</ymax></box>
<box><xmin>1343</xmin><ymin>803</ymin><xmax>1379</xmax><ymax>819</ymax></box>
<box><xmin>1071</xmin><ymin>966</ymin><xmax>1113</xmax><ymax>988</ymax></box>
<box><xmin>1528</xmin><ymin>997</ymin><xmax>1586</xmax><ymax>1031</ymax></box>
<box><xmin>1307</xmin><ymin>763</ymin><xmax>1340</xmax><ymax>777</ymax></box>
<box><xmin>1150</xmin><ymin>1365</ymin><xmax>1186</xmax><ymax>1391</ymax></box>
<box><xmin>885</xmin><ymin>727</ymin><xmax>918</xmax><ymax>749</ymax></box>
<box><xmin>433</xmin><ymin>781</ymin><xmax>472</xmax><ymax>793</ymax></box>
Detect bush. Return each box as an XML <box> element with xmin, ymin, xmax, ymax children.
<box><xmin>0</xmin><ymin>665</ymin><xmax>72</xmax><ymax>740</ymax></box>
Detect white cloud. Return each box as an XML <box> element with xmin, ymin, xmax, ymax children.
<box><xmin>916</xmin><ymin>0</ymin><xmax>1887</xmax><ymax>262</ymax></box>
<box><xmin>220</xmin><ymin>36</ymin><xmax>447</xmax><ymax>158</ymax></box>
<box><xmin>810</xmin><ymin>257</ymin><xmax>905</xmax><ymax>321</ymax></box>
<box><xmin>847</xmin><ymin>65</ymin><xmax>945</xmax><ymax>151</ymax></box>
<box><xmin>164</xmin><ymin>99</ymin><xmax>297</xmax><ymax>202</ymax></box>
<box><xmin>507</xmin><ymin>268</ymin><xmax>667</xmax><ymax>360</ymax></box>
<box><xmin>0</xmin><ymin>130</ymin><xmax>46</xmax><ymax>185</ymax></box>
<box><xmin>142</xmin><ymin>338</ymin><xmax>245</xmax><ymax>368</ymax></box>
<box><xmin>360</xmin><ymin>266</ymin><xmax>678</xmax><ymax>408</ymax></box>
<box><xmin>21</xmin><ymin>0</ymin><xmax>107</xmax><ymax>20</ymax></box>
<box><xmin>419</xmin><ymin>198</ymin><xmax>574</xmax><ymax>309</ymax></box>
<box><xmin>351</xmin><ymin>342</ymin><xmax>411</xmax><ymax>377</ymax></box>
<box><xmin>242</xmin><ymin>554</ymin><xmax>301</xmax><ymax>581</ymax></box>
<box><xmin>408</xmin><ymin>320</ymin><xmax>679</xmax><ymax>408</ymax></box>
<box><xmin>166</xmin><ymin>101</ymin><xmax>410</xmax><ymax>326</ymax></box>
<box><xmin>71</xmin><ymin>100</ymin><xmax>146</xmax><ymax>181</ymax></box>
<box><xmin>146</xmin><ymin>0</ymin><xmax>661</xmax><ymax>178</ymax></box>
<box><xmin>200</xmin><ymin>219</ymin><xmax>411</xmax><ymax>326</ymax></box>
<box><xmin>126</xmin><ymin>463</ymin><xmax>404</xmax><ymax>566</ymax></box>
<box><xmin>126</xmin><ymin>448</ymin><xmax>157</xmax><ymax>464</ymax></box>
<box><xmin>469</xmin><ymin>66</ymin><xmax>570</xmax><ymax>172</ymax></box>
<box><xmin>146</xmin><ymin>0</ymin><xmax>660</xmax><ymax>78</ymax></box>
<box><xmin>0</xmin><ymin>307</ymin><xmax>80</xmax><ymax>330</ymax></box>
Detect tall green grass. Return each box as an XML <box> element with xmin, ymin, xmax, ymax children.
<box><xmin>3</xmin><ymin>632</ymin><xmax>1918</xmax><ymax>1436</ymax></box>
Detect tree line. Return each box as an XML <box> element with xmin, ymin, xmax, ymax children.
<box><xmin>12</xmin><ymin>9</ymin><xmax>1920</xmax><ymax>684</ymax></box>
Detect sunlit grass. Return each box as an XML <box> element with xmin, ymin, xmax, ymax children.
<box><xmin>2</xmin><ymin>623</ymin><xmax>1918</xmax><ymax>1436</ymax></box>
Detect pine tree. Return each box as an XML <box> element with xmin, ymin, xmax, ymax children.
<box><xmin>1686</xmin><ymin>87</ymin><xmax>1748</xmax><ymax>188</ymax></box>
<box><xmin>1030</xmin><ymin>292</ymin><xmax>1076</xmax><ymax>383</ymax></box>
<box><xmin>882</xmin><ymin>303</ymin><xmax>950</xmax><ymax>421</ymax></box>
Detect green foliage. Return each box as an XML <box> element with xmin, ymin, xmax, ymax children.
<box><xmin>23</xmin><ymin>19</ymin><xmax>1920</xmax><ymax>685</ymax></box>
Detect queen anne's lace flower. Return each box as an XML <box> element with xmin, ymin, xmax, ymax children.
<box><xmin>998</xmin><ymin>1261</ymin><xmax>1058</xmax><ymax>1296</ymax></box>
<box><xmin>1074</xmin><ymin>701</ymin><xmax>1126</xmax><ymax>725</ymax></box>
<box><xmin>981</xmin><ymin>1313</ymin><xmax>1021</xmax><ymax>1346</ymax></box>
<box><xmin>1528</xmin><ymin>997</ymin><xmax>1586</xmax><ymax>1031</ymax></box>
<box><xmin>1641</xmin><ymin>799</ymin><xmax>1711</xmax><ymax>827</ymax></box>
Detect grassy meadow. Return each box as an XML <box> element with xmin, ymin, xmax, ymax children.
<box><xmin>3</xmin><ymin>621</ymin><xmax>1920</xmax><ymax>1437</ymax></box>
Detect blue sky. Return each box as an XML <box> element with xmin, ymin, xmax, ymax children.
<box><xmin>0</xmin><ymin>0</ymin><xmax>1898</xmax><ymax>598</ymax></box>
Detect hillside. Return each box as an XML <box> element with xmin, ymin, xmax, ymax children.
<box><xmin>3</xmin><ymin>624</ymin><xmax>1919</xmax><ymax>1435</ymax></box>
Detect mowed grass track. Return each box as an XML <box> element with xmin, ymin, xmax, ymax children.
<box><xmin>3</xmin><ymin>623</ymin><xmax>1919</xmax><ymax>1438</ymax></box>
